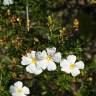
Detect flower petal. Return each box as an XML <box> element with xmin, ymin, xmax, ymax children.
<box><xmin>26</xmin><ymin>64</ymin><xmax>36</xmax><ymax>73</ymax></box>
<box><xmin>14</xmin><ymin>81</ymin><xmax>23</xmax><ymax>88</ymax></box>
<box><xmin>36</xmin><ymin>50</ymin><xmax>47</xmax><ymax>60</ymax></box>
<box><xmin>53</xmin><ymin>52</ymin><xmax>61</xmax><ymax>63</ymax></box>
<box><xmin>10</xmin><ymin>85</ymin><xmax>15</xmax><ymax>93</ymax></box>
<box><xmin>12</xmin><ymin>92</ymin><xmax>26</xmax><ymax>96</ymax></box>
<box><xmin>21</xmin><ymin>56</ymin><xmax>31</xmax><ymax>65</ymax></box>
<box><xmin>71</xmin><ymin>68</ymin><xmax>80</xmax><ymax>77</ymax></box>
<box><xmin>61</xmin><ymin>67</ymin><xmax>71</xmax><ymax>73</ymax></box>
<box><xmin>23</xmin><ymin>86</ymin><xmax>30</xmax><ymax>95</ymax></box>
<box><xmin>75</xmin><ymin>61</ymin><xmax>84</xmax><ymax>69</ymax></box>
<box><xmin>67</xmin><ymin>55</ymin><xmax>76</xmax><ymax>64</ymax></box>
<box><xmin>26</xmin><ymin>65</ymin><xmax>32</xmax><ymax>73</ymax></box>
<box><xmin>36</xmin><ymin>51</ymin><xmax>42</xmax><ymax>59</ymax></box>
<box><xmin>31</xmin><ymin>51</ymin><xmax>36</xmax><ymax>58</ymax></box>
<box><xmin>46</xmin><ymin>47</ymin><xmax>56</xmax><ymax>56</ymax></box>
<box><xmin>33</xmin><ymin>68</ymin><xmax>43</xmax><ymax>75</ymax></box>
<box><xmin>42</xmin><ymin>50</ymin><xmax>47</xmax><ymax>57</ymax></box>
<box><xmin>60</xmin><ymin>59</ymin><xmax>70</xmax><ymax>68</ymax></box>
<box><xmin>60</xmin><ymin>59</ymin><xmax>71</xmax><ymax>73</ymax></box>
<box><xmin>47</xmin><ymin>61</ymin><xmax>56</xmax><ymax>71</ymax></box>
<box><xmin>37</xmin><ymin>60</ymin><xmax>47</xmax><ymax>70</ymax></box>
<box><xmin>26</xmin><ymin>64</ymin><xmax>42</xmax><ymax>75</ymax></box>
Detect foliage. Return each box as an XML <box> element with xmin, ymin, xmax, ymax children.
<box><xmin>0</xmin><ymin>0</ymin><xmax>96</xmax><ymax>96</ymax></box>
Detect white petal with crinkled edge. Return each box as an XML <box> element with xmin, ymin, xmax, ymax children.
<box><xmin>26</xmin><ymin>64</ymin><xmax>42</xmax><ymax>75</ymax></box>
<box><xmin>41</xmin><ymin>50</ymin><xmax>47</xmax><ymax>58</ymax></box>
<box><xmin>71</xmin><ymin>68</ymin><xmax>80</xmax><ymax>77</ymax></box>
<box><xmin>61</xmin><ymin>67</ymin><xmax>71</xmax><ymax>74</ymax></box>
<box><xmin>23</xmin><ymin>86</ymin><xmax>30</xmax><ymax>95</ymax></box>
<box><xmin>26</xmin><ymin>65</ymin><xmax>32</xmax><ymax>73</ymax></box>
<box><xmin>60</xmin><ymin>59</ymin><xmax>70</xmax><ymax>68</ymax></box>
<box><xmin>47</xmin><ymin>61</ymin><xmax>56</xmax><ymax>71</ymax></box>
<box><xmin>30</xmin><ymin>51</ymin><xmax>36</xmax><ymax>58</ymax></box>
<box><xmin>21</xmin><ymin>56</ymin><xmax>31</xmax><ymax>65</ymax></box>
<box><xmin>14</xmin><ymin>81</ymin><xmax>23</xmax><ymax>88</ymax></box>
<box><xmin>36</xmin><ymin>51</ymin><xmax>42</xmax><ymax>59</ymax></box>
<box><xmin>26</xmin><ymin>64</ymin><xmax>36</xmax><ymax>73</ymax></box>
<box><xmin>46</xmin><ymin>47</ymin><xmax>56</xmax><ymax>56</ymax></box>
<box><xmin>37</xmin><ymin>60</ymin><xmax>47</xmax><ymax>70</ymax></box>
<box><xmin>53</xmin><ymin>52</ymin><xmax>61</xmax><ymax>63</ymax></box>
<box><xmin>36</xmin><ymin>50</ymin><xmax>47</xmax><ymax>60</ymax></box>
<box><xmin>10</xmin><ymin>85</ymin><xmax>15</xmax><ymax>93</ymax></box>
<box><xmin>33</xmin><ymin>68</ymin><xmax>43</xmax><ymax>75</ymax></box>
<box><xmin>67</xmin><ymin>55</ymin><xmax>76</xmax><ymax>64</ymax></box>
<box><xmin>60</xmin><ymin>59</ymin><xmax>71</xmax><ymax>73</ymax></box>
<box><xmin>75</xmin><ymin>61</ymin><xmax>84</xmax><ymax>69</ymax></box>
<box><xmin>12</xmin><ymin>92</ymin><xmax>26</xmax><ymax>96</ymax></box>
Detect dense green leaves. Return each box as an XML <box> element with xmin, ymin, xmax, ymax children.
<box><xmin>0</xmin><ymin>0</ymin><xmax>96</xmax><ymax>96</ymax></box>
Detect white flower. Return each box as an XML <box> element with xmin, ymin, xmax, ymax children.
<box><xmin>21</xmin><ymin>51</ymin><xmax>42</xmax><ymax>75</ymax></box>
<box><xmin>60</xmin><ymin>55</ymin><xmax>84</xmax><ymax>77</ymax></box>
<box><xmin>3</xmin><ymin>0</ymin><xmax>13</xmax><ymax>5</ymax></box>
<box><xmin>10</xmin><ymin>81</ymin><xmax>30</xmax><ymax>96</ymax></box>
<box><xmin>37</xmin><ymin>47</ymin><xmax>61</xmax><ymax>71</ymax></box>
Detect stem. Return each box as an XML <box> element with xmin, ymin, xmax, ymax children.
<box><xmin>26</xmin><ymin>0</ymin><xmax>29</xmax><ymax>31</ymax></box>
<box><xmin>72</xmin><ymin>77</ymin><xmax>77</xmax><ymax>96</ymax></box>
<box><xmin>0</xmin><ymin>74</ymin><xmax>2</xmax><ymax>86</ymax></box>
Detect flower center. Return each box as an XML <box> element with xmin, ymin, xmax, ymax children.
<box><xmin>32</xmin><ymin>58</ymin><xmax>37</xmax><ymax>64</ymax></box>
<box><xmin>70</xmin><ymin>64</ymin><xmax>75</xmax><ymax>70</ymax></box>
<box><xmin>47</xmin><ymin>55</ymin><xmax>52</xmax><ymax>61</ymax></box>
<box><xmin>16</xmin><ymin>88</ymin><xmax>23</xmax><ymax>93</ymax></box>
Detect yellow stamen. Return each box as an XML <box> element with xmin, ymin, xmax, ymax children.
<box><xmin>16</xmin><ymin>88</ymin><xmax>23</xmax><ymax>93</ymax></box>
<box><xmin>32</xmin><ymin>58</ymin><xmax>37</xmax><ymax>64</ymax></box>
<box><xmin>70</xmin><ymin>64</ymin><xmax>75</xmax><ymax>70</ymax></box>
<box><xmin>47</xmin><ymin>55</ymin><xmax>52</xmax><ymax>61</ymax></box>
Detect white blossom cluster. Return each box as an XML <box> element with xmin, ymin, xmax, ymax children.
<box><xmin>21</xmin><ymin>47</ymin><xmax>61</xmax><ymax>75</ymax></box>
<box><xmin>10</xmin><ymin>47</ymin><xmax>85</xmax><ymax>96</ymax></box>
<box><xmin>21</xmin><ymin>47</ymin><xmax>84</xmax><ymax>76</ymax></box>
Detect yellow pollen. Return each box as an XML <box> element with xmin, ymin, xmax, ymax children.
<box><xmin>32</xmin><ymin>58</ymin><xmax>37</xmax><ymax>64</ymax></box>
<box><xmin>70</xmin><ymin>64</ymin><xmax>75</xmax><ymax>70</ymax></box>
<box><xmin>47</xmin><ymin>55</ymin><xmax>52</xmax><ymax>61</ymax></box>
<box><xmin>16</xmin><ymin>88</ymin><xmax>23</xmax><ymax>93</ymax></box>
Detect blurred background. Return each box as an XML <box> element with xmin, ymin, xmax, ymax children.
<box><xmin>0</xmin><ymin>0</ymin><xmax>96</xmax><ymax>96</ymax></box>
